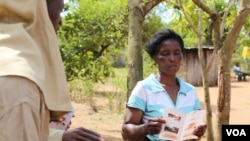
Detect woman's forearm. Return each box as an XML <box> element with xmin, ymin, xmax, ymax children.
<box><xmin>122</xmin><ymin>123</ymin><xmax>148</xmax><ymax>141</ymax></box>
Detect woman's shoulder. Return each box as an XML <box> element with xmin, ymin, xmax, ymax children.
<box><xmin>177</xmin><ymin>77</ymin><xmax>195</xmax><ymax>90</ymax></box>
<box><xmin>133</xmin><ymin>74</ymin><xmax>163</xmax><ymax>92</ymax></box>
<box><xmin>139</xmin><ymin>74</ymin><xmax>158</xmax><ymax>85</ymax></box>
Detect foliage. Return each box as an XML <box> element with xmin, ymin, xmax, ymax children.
<box><xmin>164</xmin><ymin>0</ymin><xmax>242</xmax><ymax>48</ymax></box>
<box><xmin>235</xmin><ymin>15</ymin><xmax>250</xmax><ymax>61</ymax></box>
<box><xmin>69</xmin><ymin>68</ymin><xmax>128</xmax><ymax>114</ymax></box>
<box><xmin>58</xmin><ymin>0</ymin><xmax>128</xmax><ymax>82</ymax></box>
<box><xmin>143</xmin><ymin>8</ymin><xmax>168</xmax><ymax>43</ymax></box>
<box><xmin>60</xmin><ymin>0</ymin><xmax>168</xmax><ymax>82</ymax></box>
<box><xmin>143</xmin><ymin>5</ymin><xmax>168</xmax><ymax>77</ymax></box>
<box><xmin>164</xmin><ymin>1</ymin><xmax>206</xmax><ymax>47</ymax></box>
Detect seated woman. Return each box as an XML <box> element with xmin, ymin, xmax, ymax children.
<box><xmin>233</xmin><ymin>62</ymin><xmax>249</xmax><ymax>81</ymax></box>
<box><xmin>121</xmin><ymin>29</ymin><xmax>207</xmax><ymax>141</ymax></box>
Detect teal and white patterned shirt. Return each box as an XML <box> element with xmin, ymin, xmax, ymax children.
<box><xmin>127</xmin><ymin>74</ymin><xmax>202</xmax><ymax>141</ymax></box>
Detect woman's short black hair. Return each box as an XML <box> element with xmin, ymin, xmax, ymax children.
<box><xmin>145</xmin><ymin>29</ymin><xmax>185</xmax><ymax>58</ymax></box>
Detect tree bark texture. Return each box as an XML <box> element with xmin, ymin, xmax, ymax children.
<box><xmin>126</xmin><ymin>0</ymin><xmax>164</xmax><ymax>100</ymax></box>
<box><xmin>193</xmin><ymin>0</ymin><xmax>250</xmax><ymax>141</ymax></box>
<box><xmin>215</xmin><ymin>0</ymin><xmax>250</xmax><ymax>140</ymax></box>
<box><xmin>127</xmin><ymin>0</ymin><xmax>144</xmax><ymax>100</ymax></box>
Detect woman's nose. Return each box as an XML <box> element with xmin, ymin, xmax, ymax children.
<box><xmin>169</xmin><ymin>54</ymin><xmax>175</xmax><ymax>61</ymax></box>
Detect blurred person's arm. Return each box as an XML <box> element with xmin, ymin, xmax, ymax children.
<box><xmin>49</xmin><ymin>129</ymin><xmax>64</xmax><ymax>141</ymax></box>
<box><xmin>49</xmin><ymin>127</ymin><xmax>105</xmax><ymax>141</ymax></box>
<box><xmin>49</xmin><ymin>115</ymin><xmax>104</xmax><ymax>141</ymax></box>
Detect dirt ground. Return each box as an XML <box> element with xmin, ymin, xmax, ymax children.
<box><xmin>70</xmin><ymin>80</ymin><xmax>250</xmax><ymax>141</ymax></box>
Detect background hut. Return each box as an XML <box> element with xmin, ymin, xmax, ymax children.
<box><xmin>179</xmin><ymin>47</ymin><xmax>218</xmax><ymax>86</ymax></box>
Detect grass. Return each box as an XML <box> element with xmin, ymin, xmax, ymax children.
<box><xmin>69</xmin><ymin>67</ymin><xmax>127</xmax><ymax>114</ymax></box>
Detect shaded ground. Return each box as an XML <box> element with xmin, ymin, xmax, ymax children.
<box><xmin>70</xmin><ymin>80</ymin><xmax>250</xmax><ymax>141</ymax></box>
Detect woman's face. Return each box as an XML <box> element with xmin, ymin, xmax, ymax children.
<box><xmin>154</xmin><ymin>39</ymin><xmax>183</xmax><ymax>76</ymax></box>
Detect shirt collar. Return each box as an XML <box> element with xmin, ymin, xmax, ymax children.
<box><xmin>143</xmin><ymin>74</ymin><xmax>188</xmax><ymax>95</ymax></box>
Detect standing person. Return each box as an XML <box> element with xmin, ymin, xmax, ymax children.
<box><xmin>0</xmin><ymin>0</ymin><xmax>72</xmax><ymax>140</ymax></box>
<box><xmin>121</xmin><ymin>29</ymin><xmax>207</xmax><ymax>141</ymax></box>
<box><xmin>0</xmin><ymin>0</ymin><xmax>102</xmax><ymax>141</ymax></box>
<box><xmin>46</xmin><ymin>1</ymin><xmax>104</xmax><ymax>141</ymax></box>
<box><xmin>233</xmin><ymin>62</ymin><xmax>249</xmax><ymax>81</ymax></box>
<box><xmin>46</xmin><ymin>0</ymin><xmax>104</xmax><ymax>141</ymax></box>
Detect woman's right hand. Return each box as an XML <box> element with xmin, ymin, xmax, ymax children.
<box><xmin>144</xmin><ymin>117</ymin><xmax>166</xmax><ymax>135</ymax></box>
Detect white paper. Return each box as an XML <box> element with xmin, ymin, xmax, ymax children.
<box><xmin>159</xmin><ymin>108</ymin><xmax>205</xmax><ymax>141</ymax></box>
<box><xmin>49</xmin><ymin>106</ymin><xmax>75</xmax><ymax>130</ymax></box>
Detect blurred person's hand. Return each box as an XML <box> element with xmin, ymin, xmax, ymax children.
<box><xmin>62</xmin><ymin>127</ymin><xmax>105</xmax><ymax>141</ymax></box>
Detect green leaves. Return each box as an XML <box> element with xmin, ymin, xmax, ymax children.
<box><xmin>58</xmin><ymin>0</ymin><xmax>127</xmax><ymax>82</ymax></box>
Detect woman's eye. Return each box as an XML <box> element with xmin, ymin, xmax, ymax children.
<box><xmin>174</xmin><ymin>53</ymin><xmax>181</xmax><ymax>56</ymax></box>
<box><xmin>160</xmin><ymin>52</ymin><xmax>169</xmax><ymax>56</ymax></box>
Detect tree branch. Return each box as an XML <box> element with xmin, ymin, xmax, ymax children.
<box><xmin>192</xmin><ymin>0</ymin><xmax>217</xmax><ymax>15</ymax></box>
<box><xmin>192</xmin><ymin>0</ymin><xmax>221</xmax><ymax>51</ymax></box>
<box><xmin>178</xmin><ymin>0</ymin><xmax>200</xmax><ymax>36</ymax></box>
<box><xmin>141</xmin><ymin>0</ymin><xmax>164</xmax><ymax>16</ymax></box>
<box><xmin>225</xmin><ymin>5</ymin><xmax>250</xmax><ymax>55</ymax></box>
<box><xmin>220</xmin><ymin>0</ymin><xmax>232</xmax><ymax>38</ymax></box>
<box><xmin>166</xmin><ymin>0</ymin><xmax>181</xmax><ymax>9</ymax></box>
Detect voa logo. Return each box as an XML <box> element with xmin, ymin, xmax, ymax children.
<box><xmin>226</xmin><ymin>129</ymin><xmax>246</xmax><ymax>136</ymax></box>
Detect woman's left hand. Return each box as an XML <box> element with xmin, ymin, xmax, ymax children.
<box><xmin>193</xmin><ymin>124</ymin><xmax>207</xmax><ymax>138</ymax></box>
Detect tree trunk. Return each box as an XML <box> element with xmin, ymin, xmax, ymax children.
<box><xmin>215</xmin><ymin>0</ymin><xmax>250</xmax><ymax>140</ymax></box>
<box><xmin>127</xmin><ymin>0</ymin><xmax>144</xmax><ymax>100</ymax></box>
<box><xmin>192</xmin><ymin>0</ymin><xmax>250</xmax><ymax>140</ymax></box>
<box><xmin>215</xmin><ymin>51</ymin><xmax>231</xmax><ymax>141</ymax></box>
<box><xmin>198</xmin><ymin>7</ymin><xmax>214</xmax><ymax>141</ymax></box>
<box><xmin>126</xmin><ymin>0</ymin><xmax>163</xmax><ymax>99</ymax></box>
<box><xmin>178</xmin><ymin>0</ymin><xmax>215</xmax><ymax>139</ymax></box>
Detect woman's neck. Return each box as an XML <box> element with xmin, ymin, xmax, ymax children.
<box><xmin>156</xmin><ymin>73</ymin><xmax>178</xmax><ymax>87</ymax></box>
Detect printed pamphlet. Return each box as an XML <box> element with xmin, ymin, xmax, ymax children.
<box><xmin>159</xmin><ymin>107</ymin><xmax>205</xmax><ymax>141</ymax></box>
